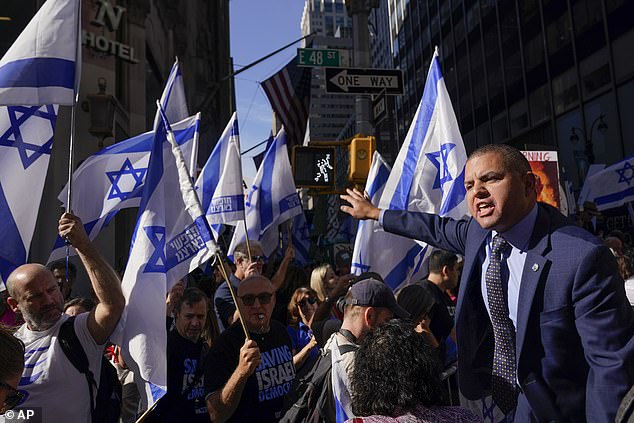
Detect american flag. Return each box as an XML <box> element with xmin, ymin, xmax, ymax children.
<box><xmin>261</xmin><ymin>56</ymin><xmax>311</xmax><ymax>148</ymax></box>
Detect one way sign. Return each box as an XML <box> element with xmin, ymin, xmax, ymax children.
<box><xmin>325</xmin><ymin>67</ymin><xmax>403</xmax><ymax>95</ymax></box>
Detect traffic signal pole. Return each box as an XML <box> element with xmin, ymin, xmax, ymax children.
<box><xmin>347</xmin><ymin>0</ymin><xmax>379</xmax><ymax>137</ymax></box>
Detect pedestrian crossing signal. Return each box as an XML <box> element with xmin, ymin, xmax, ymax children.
<box><xmin>292</xmin><ymin>146</ymin><xmax>337</xmax><ymax>188</ymax></box>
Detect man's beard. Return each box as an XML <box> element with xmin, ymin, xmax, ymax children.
<box><xmin>23</xmin><ymin>304</ymin><xmax>62</xmax><ymax>331</ymax></box>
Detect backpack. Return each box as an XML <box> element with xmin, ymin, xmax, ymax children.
<box><xmin>58</xmin><ymin>316</ymin><xmax>122</xmax><ymax>423</ymax></box>
<box><xmin>280</xmin><ymin>341</ymin><xmax>358</xmax><ymax>423</ymax></box>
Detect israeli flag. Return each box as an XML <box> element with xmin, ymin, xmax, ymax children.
<box><xmin>287</xmin><ymin>211</ymin><xmax>312</xmax><ymax>266</ymax></box>
<box><xmin>583</xmin><ymin>155</ymin><xmax>634</xmax><ymax>211</ymax></box>
<box><xmin>0</xmin><ymin>105</ymin><xmax>58</xmax><ymax>287</ymax></box>
<box><xmin>114</xmin><ymin>109</ymin><xmax>216</xmax><ymax>405</ymax></box>
<box><xmin>48</xmin><ymin>59</ymin><xmax>190</xmax><ymax>262</ymax></box>
<box><xmin>195</xmin><ymin>112</ymin><xmax>244</xmax><ymax>240</ymax></box>
<box><xmin>378</xmin><ymin>50</ymin><xmax>467</xmax><ymax>247</ymax></box>
<box><xmin>48</xmin><ymin>115</ymin><xmax>199</xmax><ymax>262</ymax></box>
<box><xmin>331</xmin><ymin>338</ymin><xmax>354</xmax><ymax>423</ymax></box>
<box><xmin>0</xmin><ymin>0</ymin><xmax>80</xmax><ymax>106</ymax></box>
<box><xmin>228</xmin><ymin>128</ymin><xmax>302</xmax><ymax>257</ymax></box>
<box><xmin>351</xmin><ymin>152</ymin><xmax>427</xmax><ymax>290</ymax></box>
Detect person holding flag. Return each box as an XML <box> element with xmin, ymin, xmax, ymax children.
<box><xmin>341</xmin><ymin>52</ymin><xmax>634</xmax><ymax>423</ymax></box>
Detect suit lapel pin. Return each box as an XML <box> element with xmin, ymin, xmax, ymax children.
<box><xmin>531</xmin><ymin>263</ymin><xmax>539</xmax><ymax>272</ymax></box>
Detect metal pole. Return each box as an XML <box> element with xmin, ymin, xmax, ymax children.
<box><xmin>348</xmin><ymin>0</ymin><xmax>377</xmax><ymax>137</ymax></box>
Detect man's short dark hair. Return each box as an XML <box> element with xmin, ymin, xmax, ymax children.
<box><xmin>175</xmin><ymin>287</ymin><xmax>208</xmax><ymax>313</ymax></box>
<box><xmin>47</xmin><ymin>260</ymin><xmax>77</xmax><ymax>279</ymax></box>
<box><xmin>428</xmin><ymin>250</ymin><xmax>458</xmax><ymax>274</ymax></box>
<box><xmin>470</xmin><ymin>144</ymin><xmax>531</xmax><ymax>175</ymax></box>
<box><xmin>350</xmin><ymin>320</ymin><xmax>444</xmax><ymax>416</ymax></box>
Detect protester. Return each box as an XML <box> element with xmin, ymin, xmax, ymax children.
<box><xmin>324</xmin><ymin>277</ymin><xmax>409</xmax><ymax>422</ymax></box>
<box><xmin>309</xmin><ymin>264</ymin><xmax>337</xmax><ymax>302</ymax></box>
<box><xmin>0</xmin><ymin>290</ymin><xmax>20</xmax><ymax>327</ymax></box>
<box><xmin>6</xmin><ymin>212</ymin><xmax>124</xmax><ymax>423</ymax></box>
<box><xmin>47</xmin><ymin>259</ymin><xmax>77</xmax><ymax>301</ymax></box>
<box><xmin>341</xmin><ymin>144</ymin><xmax>634</xmax><ymax>422</ymax></box>
<box><xmin>286</xmin><ymin>287</ymin><xmax>319</xmax><ymax>371</ymax></box>
<box><xmin>334</xmin><ymin>249</ymin><xmax>352</xmax><ymax>276</ymax></box>
<box><xmin>347</xmin><ymin>320</ymin><xmax>479</xmax><ymax>423</ymax></box>
<box><xmin>63</xmin><ymin>297</ymin><xmax>96</xmax><ymax>316</ymax></box>
<box><xmin>396</xmin><ymin>284</ymin><xmax>438</xmax><ymax>348</ymax></box>
<box><xmin>214</xmin><ymin>241</ymin><xmax>294</xmax><ymax>332</ymax></box>
<box><xmin>205</xmin><ymin>275</ymin><xmax>295</xmax><ymax>423</ymax></box>
<box><xmin>154</xmin><ymin>287</ymin><xmax>210</xmax><ymax>422</ymax></box>
<box><xmin>0</xmin><ymin>324</ymin><xmax>24</xmax><ymax>416</ymax></box>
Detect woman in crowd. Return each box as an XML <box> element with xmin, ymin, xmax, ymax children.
<box><xmin>0</xmin><ymin>324</ymin><xmax>25</xmax><ymax>416</ymax></box>
<box><xmin>396</xmin><ymin>285</ymin><xmax>439</xmax><ymax>348</ymax></box>
<box><xmin>63</xmin><ymin>297</ymin><xmax>97</xmax><ymax>316</ymax></box>
<box><xmin>287</xmin><ymin>287</ymin><xmax>320</xmax><ymax>371</ymax></box>
<box><xmin>348</xmin><ymin>320</ymin><xmax>479</xmax><ymax>423</ymax></box>
<box><xmin>310</xmin><ymin>264</ymin><xmax>338</xmax><ymax>302</ymax></box>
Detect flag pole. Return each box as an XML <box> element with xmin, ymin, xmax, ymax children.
<box><xmin>215</xmin><ymin>252</ymin><xmax>250</xmax><ymax>340</ymax></box>
<box><xmin>65</xmin><ymin>1</ymin><xmax>82</xmax><ymax>285</ymax></box>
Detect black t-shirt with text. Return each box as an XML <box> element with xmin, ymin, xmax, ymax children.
<box><xmin>158</xmin><ymin>329</ymin><xmax>209</xmax><ymax>422</ymax></box>
<box><xmin>204</xmin><ymin>320</ymin><xmax>296</xmax><ymax>423</ymax></box>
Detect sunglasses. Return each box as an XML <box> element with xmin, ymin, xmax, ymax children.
<box><xmin>250</xmin><ymin>256</ymin><xmax>266</xmax><ymax>263</ymax></box>
<box><xmin>0</xmin><ymin>381</ymin><xmax>24</xmax><ymax>415</ymax></box>
<box><xmin>239</xmin><ymin>293</ymin><xmax>273</xmax><ymax>306</ymax></box>
<box><xmin>298</xmin><ymin>297</ymin><xmax>317</xmax><ymax>307</ymax></box>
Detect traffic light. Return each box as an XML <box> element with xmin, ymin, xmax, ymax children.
<box><xmin>349</xmin><ymin>136</ymin><xmax>375</xmax><ymax>183</ymax></box>
<box><xmin>292</xmin><ymin>146</ymin><xmax>337</xmax><ymax>188</ymax></box>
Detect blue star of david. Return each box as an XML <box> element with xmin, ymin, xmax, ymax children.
<box><xmin>0</xmin><ymin>105</ymin><xmax>56</xmax><ymax>169</ymax></box>
<box><xmin>144</xmin><ymin>226</ymin><xmax>166</xmax><ymax>273</ymax></box>
<box><xmin>616</xmin><ymin>161</ymin><xmax>634</xmax><ymax>186</ymax></box>
<box><xmin>425</xmin><ymin>143</ymin><xmax>457</xmax><ymax>190</ymax></box>
<box><xmin>106</xmin><ymin>158</ymin><xmax>148</xmax><ymax>201</ymax></box>
<box><xmin>245</xmin><ymin>185</ymin><xmax>257</xmax><ymax>208</ymax></box>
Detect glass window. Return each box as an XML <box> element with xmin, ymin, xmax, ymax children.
<box><xmin>579</xmin><ymin>49</ymin><xmax>610</xmax><ymax>99</ymax></box>
<box><xmin>618</xmin><ymin>79</ymin><xmax>634</xmax><ymax>157</ymax></box>
<box><xmin>583</xmin><ymin>93</ymin><xmax>620</xmax><ymax>166</ymax></box>
<box><xmin>509</xmin><ymin>101</ymin><xmax>528</xmax><ymax>136</ymax></box>
<box><xmin>546</xmin><ymin>13</ymin><xmax>572</xmax><ymax>54</ymax></box>
<box><xmin>492</xmin><ymin>113</ymin><xmax>509</xmax><ymax>143</ymax></box>
<box><xmin>477</xmin><ymin>122</ymin><xmax>491</xmax><ymax>145</ymax></box>
<box><xmin>325</xmin><ymin>15</ymin><xmax>334</xmax><ymax>36</ymax></box>
<box><xmin>529</xmin><ymin>84</ymin><xmax>550</xmax><ymax>124</ymax></box>
<box><xmin>324</xmin><ymin>1</ymin><xmax>333</xmax><ymax>13</ymax></box>
<box><xmin>524</xmin><ymin>34</ymin><xmax>544</xmax><ymax>71</ymax></box>
<box><xmin>612</xmin><ymin>29</ymin><xmax>634</xmax><ymax>83</ymax></box>
<box><xmin>573</xmin><ymin>0</ymin><xmax>603</xmax><ymax>37</ymax></box>
<box><xmin>552</xmin><ymin>69</ymin><xmax>578</xmax><ymax>114</ymax></box>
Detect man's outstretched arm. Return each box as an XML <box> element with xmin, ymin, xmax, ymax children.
<box><xmin>59</xmin><ymin>212</ymin><xmax>125</xmax><ymax>345</ymax></box>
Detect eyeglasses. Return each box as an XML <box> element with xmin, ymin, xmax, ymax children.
<box><xmin>239</xmin><ymin>293</ymin><xmax>273</xmax><ymax>306</ymax></box>
<box><xmin>250</xmin><ymin>256</ymin><xmax>266</xmax><ymax>263</ymax></box>
<box><xmin>298</xmin><ymin>297</ymin><xmax>317</xmax><ymax>307</ymax></box>
<box><xmin>0</xmin><ymin>381</ymin><xmax>24</xmax><ymax>414</ymax></box>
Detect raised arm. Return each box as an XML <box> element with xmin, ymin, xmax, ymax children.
<box><xmin>58</xmin><ymin>212</ymin><xmax>124</xmax><ymax>345</ymax></box>
<box><xmin>271</xmin><ymin>245</ymin><xmax>294</xmax><ymax>291</ymax></box>
<box><xmin>340</xmin><ymin>188</ymin><xmax>381</xmax><ymax>221</ymax></box>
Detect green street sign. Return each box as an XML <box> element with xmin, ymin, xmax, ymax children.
<box><xmin>297</xmin><ymin>48</ymin><xmax>349</xmax><ymax>68</ymax></box>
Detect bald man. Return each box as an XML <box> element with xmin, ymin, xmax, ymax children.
<box><xmin>205</xmin><ymin>275</ymin><xmax>295</xmax><ymax>423</ymax></box>
<box><xmin>6</xmin><ymin>213</ymin><xmax>124</xmax><ymax>423</ymax></box>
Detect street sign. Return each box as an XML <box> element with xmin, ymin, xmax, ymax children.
<box><xmin>372</xmin><ymin>93</ymin><xmax>387</xmax><ymax>125</ymax></box>
<box><xmin>325</xmin><ymin>68</ymin><xmax>403</xmax><ymax>95</ymax></box>
<box><xmin>292</xmin><ymin>146</ymin><xmax>337</xmax><ymax>188</ymax></box>
<box><xmin>297</xmin><ymin>48</ymin><xmax>350</xmax><ymax>68</ymax></box>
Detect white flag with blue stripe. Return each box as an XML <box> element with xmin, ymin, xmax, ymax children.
<box><xmin>49</xmin><ymin>59</ymin><xmax>191</xmax><ymax>262</ymax></box>
<box><xmin>228</xmin><ymin>128</ymin><xmax>302</xmax><ymax>257</ymax></box>
<box><xmin>195</xmin><ymin>112</ymin><xmax>244</xmax><ymax>240</ymax></box>
<box><xmin>48</xmin><ymin>115</ymin><xmax>199</xmax><ymax>262</ymax></box>
<box><xmin>114</xmin><ymin>110</ymin><xmax>216</xmax><ymax>406</ymax></box>
<box><xmin>0</xmin><ymin>0</ymin><xmax>80</xmax><ymax>106</ymax></box>
<box><xmin>351</xmin><ymin>152</ymin><xmax>427</xmax><ymax>290</ymax></box>
<box><xmin>583</xmin><ymin>155</ymin><xmax>634</xmax><ymax>211</ymax></box>
<box><xmin>378</xmin><ymin>50</ymin><xmax>467</xmax><ymax>244</ymax></box>
<box><xmin>0</xmin><ymin>105</ymin><xmax>58</xmax><ymax>288</ymax></box>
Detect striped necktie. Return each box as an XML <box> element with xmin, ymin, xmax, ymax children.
<box><xmin>486</xmin><ymin>234</ymin><xmax>517</xmax><ymax>414</ymax></box>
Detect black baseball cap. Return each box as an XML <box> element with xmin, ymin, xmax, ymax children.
<box><xmin>346</xmin><ymin>278</ymin><xmax>409</xmax><ymax>319</ymax></box>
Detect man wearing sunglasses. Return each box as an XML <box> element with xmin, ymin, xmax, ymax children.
<box><xmin>205</xmin><ymin>275</ymin><xmax>295</xmax><ymax>423</ymax></box>
<box><xmin>5</xmin><ymin>213</ymin><xmax>124</xmax><ymax>423</ymax></box>
<box><xmin>214</xmin><ymin>241</ymin><xmax>294</xmax><ymax>333</ymax></box>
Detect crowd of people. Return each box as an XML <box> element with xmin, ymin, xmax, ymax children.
<box><xmin>1</xmin><ymin>144</ymin><xmax>634</xmax><ymax>423</ymax></box>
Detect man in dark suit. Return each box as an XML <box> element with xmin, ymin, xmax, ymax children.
<box><xmin>340</xmin><ymin>144</ymin><xmax>634</xmax><ymax>422</ymax></box>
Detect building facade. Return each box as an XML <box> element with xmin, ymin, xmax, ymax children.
<box><xmin>390</xmin><ymin>0</ymin><xmax>633</xmax><ymax>191</ymax></box>
<box><xmin>1</xmin><ymin>0</ymin><xmax>231</xmax><ymax>293</ymax></box>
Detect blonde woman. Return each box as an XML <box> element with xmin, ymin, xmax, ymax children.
<box><xmin>310</xmin><ymin>264</ymin><xmax>338</xmax><ymax>301</ymax></box>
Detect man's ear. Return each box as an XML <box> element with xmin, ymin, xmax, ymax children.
<box><xmin>363</xmin><ymin>307</ymin><xmax>375</xmax><ymax>328</ymax></box>
<box><xmin>524</xmin><ymin>172</ymin><xmax>537</xmax><ymax>196</ymax></box>
<box><xmin>441</xmin><ymin>265</ymin><xmax>450</xmax><ymax>278</ymax></box>
<box><xmin>6</xmin><ymin>296</ymin><xmax>20</xmax><ymax>313</ymax></box>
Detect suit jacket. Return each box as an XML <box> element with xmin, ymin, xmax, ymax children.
<box><xmin>383</xmin><ymin>203</ymin><xmax>634</xmax><ymax>422</ymax></box>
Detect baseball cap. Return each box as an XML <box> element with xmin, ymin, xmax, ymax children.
<box><xmin>346</xmin><ymin>277</ymin><xmax>409</xmax><ymax>319</ymax></box>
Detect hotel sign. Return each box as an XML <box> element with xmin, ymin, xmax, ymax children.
<box><xmin>82</xmin><ymin>0</ymin><xmax>139</xmax><ymax>63</ymax></box>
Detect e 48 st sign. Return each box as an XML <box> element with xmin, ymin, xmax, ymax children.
<box><xmin>325</xmin><ymin>68</ymin><xmax>403</xmax><ymax>95</ymax></box>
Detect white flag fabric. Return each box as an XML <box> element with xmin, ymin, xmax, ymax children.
<box><xmin>0</xmin><ymin>0</ymin><xmax>80</xmax><ymax>106</ymax></box>
<box><xmin>0</xmin><ymin>105</ymin><xmax>58</xmax><ymax>287</ymax></box>
<box><xmin>582</xmin><ymin>156</ymin><xmax>634</xmax><ymax>211</ymax></box>
<box><xmin>48</xmin><ymin>115</ymin><xmax>199</xmax><ymax>262</ymax></box>
<box><xmin>49</xmin><ymin>59</ymin><xmax>191</xmax><ymax>262</ymax></box>
<box><xmin>195</xmin><ymin>112</ymin><xmax>244</xmax><ymax>239</ymax></box>
<box><xmin>114</xmin><ymin>111</ymin><xmax>216</xmax><ymax>405</ymax></box>
<box><xmin>228</xmin><ymin>128</ymin><xmax>302</xmax><ymax>257</ymax></box>
<box><xmin>378</xmin><ymin>50</ymin><xmax>467</xmax><ymax>270</ymax></box>
<box><xmin>351</xmin><ymin>152</ymin><xmax>427</xmax><ymax>290</ymax></box>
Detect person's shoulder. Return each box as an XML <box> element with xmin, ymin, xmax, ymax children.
<box><xmin>213</xmin><ymin>280</ymin><xmax>230</xmax><ymax>298</ymax></box>
<box><xmin>538</xmin><ymin>203</ymin><xmax>603</xmax><ymax>249</ymax></box>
